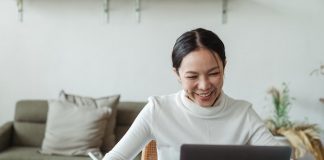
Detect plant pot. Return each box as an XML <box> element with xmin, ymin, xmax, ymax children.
<box><xmin>274</xmin><ymin>136</ymin><xmax>290</xmax><ymax>146</ymax></box>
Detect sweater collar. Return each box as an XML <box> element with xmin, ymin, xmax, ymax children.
<box><xmin>179</xmin><ymin>90</ymin><xmax>227</xmax><ymax>118</ymax></box>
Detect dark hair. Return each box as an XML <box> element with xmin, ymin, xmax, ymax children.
<box><xmin>172</xmin><ymin>28</ymin><xmax>226</xmax><ymax>72</ymax></box>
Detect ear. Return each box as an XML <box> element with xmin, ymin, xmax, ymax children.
<box><xmin>222</xmin><ymin>60</ymin><xmax>227</xmax><ymax>78</ymax></box>
<box><xmin>173</xmin><ymin>68</ymin><xmax>181</xmax><ymax>82</ymax></box>
<box><xmin>223</xmin><ymin>60</ymin><xmax>227</xmax><ymax>70</ymax></box>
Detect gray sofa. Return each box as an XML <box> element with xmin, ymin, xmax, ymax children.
<box><xmin>0</xmin><ymin>100</ymin><xmax>146</xmax><ymax>160</ymax></box>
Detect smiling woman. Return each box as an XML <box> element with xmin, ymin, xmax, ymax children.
<box><xmin>171</xmin><ymin>28</ymin><xmax>226</xmax><ymax>107</ymax></box>
<box><xmin>102</xmin><ymin>28</ymin><xmax>282</xmax><ymax>160</ymax></box>
<box><xmin>174</xmin><ymin>48</ymin><xmax>224</xmax><ymax>107</ymax></box>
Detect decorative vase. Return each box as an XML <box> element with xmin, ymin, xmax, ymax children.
<box><xmin>274</xmin><ymin>136</ymin><xmax>290</xmax><ymax>146</ymax></box>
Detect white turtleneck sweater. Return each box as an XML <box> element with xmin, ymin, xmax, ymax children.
<box><xmin>102</xmin><ymin>90</ymin><xmax>279</xmax><ymax>160</ymax></box>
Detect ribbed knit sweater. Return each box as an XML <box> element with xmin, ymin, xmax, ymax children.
<box><xmin>103</xmin><ymin>90</ymin><xmax>279</xmax><ymax>160</ymax></box>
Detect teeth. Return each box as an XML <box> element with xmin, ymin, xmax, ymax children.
<box><xmin>198</xmin><ymin>92</ymin><xmax>211</xmax><ymax>97</ymax></box>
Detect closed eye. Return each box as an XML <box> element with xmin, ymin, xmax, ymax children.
<box><xmin>185</xmin><ymin>76</ymin><xmax>198</xmax><ymax>79</ymax></box>
<box><xmin>209</xmin><ymin>72</ymin><xmax>220</xmax><ymax>76</ymax></box>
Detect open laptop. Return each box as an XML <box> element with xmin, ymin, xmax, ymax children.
<box><xmin>180</xmin><ymin>144</ymin><xmax>291</xmax><ymax>160</ymax></box>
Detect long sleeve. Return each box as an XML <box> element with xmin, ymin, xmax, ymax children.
<box><xmin>103</xmin><ymin>91</ymin><xmax>284</xmax><ymax>160</ymax></box>
<box><xmin>246</xmin><ymin>107</ymin><xmax>280</xmax><ymax>146</ymax></box>
<box><xmin>102</xmin><ymin>101</ymin><xmax>154</xmax><ymax>160</ymax></box>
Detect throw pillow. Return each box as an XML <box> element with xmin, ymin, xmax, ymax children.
<box><xmin>59</xmin><ymin>90</ymin><xmax>120</xmax><ymax>153</ymax></box>
<box><xmin>40</xmin><ymin>100</ymin><xmax>110</xmax><ymax>156</ymax></box>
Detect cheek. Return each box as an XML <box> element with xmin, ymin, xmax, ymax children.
<box><xmin>181</xmin><ymin>80</ymin><xmax>196</xmax><ymax>90</ymax></box>
<box><xmin>210</xmin><ymin>76</ymin><xmax>224</xmax><ymax>87</ymax></box>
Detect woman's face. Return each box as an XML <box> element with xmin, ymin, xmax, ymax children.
<box><xmin>175</xmin><ymin>48</ymin><xmax>225</xmax><ymax>107</ymax></box>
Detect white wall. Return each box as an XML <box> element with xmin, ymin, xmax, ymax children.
<box><xmin>0</xmin><ymin>0</ymin><xmax>323</xmax><ymax>133</ymax></box>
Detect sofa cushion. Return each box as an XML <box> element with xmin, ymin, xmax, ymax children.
<box><xmin>115</xmin><ymin>102</ymin><xmax>146</xmax><ymax>143</ymax></box>
<box><xmin>13</xmin><ymin>122</ymin><xmax>46</xmax><ymax>147</ymax></box>
<box><xmin>13</xmin><ymin>100</ymin><xmax>48</xmax><ymax>147</ymax></box>
<box><xmin>0</xmin><ymin>147</ymin><xmax>142</xmax><ymax>160</ymax></box>
<box><xmin>59</xmin><ymin>91</ymin><xmax>120</xmax><ymax>153</ymax></box>
<box><xmin>40</xmin><ymin>100</ymin><xmax>110</xmax><ymax>157</ymax></box>
<box><xmin>116</xmin><ymin>102</ymin><xmax>145</xmax><ymax>125</ymax></box>
<box><xmin>15</xmin><ymin>100</ymin><xmax>48</xmax><ymax>123</ymax></box>
<box><xmin>0</xmin><ymin>147</ymin><xmax>90</xmax><ymax>160</ymax></box>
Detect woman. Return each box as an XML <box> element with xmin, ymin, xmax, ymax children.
<box><xmin>102</xmin><ymin>28</ymin><xmax>279</xmax><ymax>160</ymax></box>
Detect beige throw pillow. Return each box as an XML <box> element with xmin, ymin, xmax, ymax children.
<box><xmin>40</xmin><ymin>100</ymin><xmax>110</xmax><ymax>156</ymax></box>
<box><xmin>59</xmin><ymin>91</ymin><xmax>120</xmax><ymax>153</ymax></box>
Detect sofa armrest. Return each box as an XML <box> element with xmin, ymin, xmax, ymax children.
<box><xmin>0</xmin><ymin>122</ymin><xmax>13</xmax><ymax>152</ymax></box>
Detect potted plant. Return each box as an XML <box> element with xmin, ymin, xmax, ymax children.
<box><xmin>265</xmin><ymin>82</ymin><xmax>293</xmax><ymax>135</ymax></box>
<box><xmin>265</xmin><ymin>83</ymin><xmax>324</xmax><ymax>160</ymax></box>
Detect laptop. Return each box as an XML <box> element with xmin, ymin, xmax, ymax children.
<box><xmin>180</xmin><ymin>144</ymin><xmax>291</xmax><ymax>160</ymax></box>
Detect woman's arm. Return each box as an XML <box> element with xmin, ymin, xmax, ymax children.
<box><xmin>102</xmin><ymin>101</ymin><xmax>155</xmax><ymax>160</ymax></box>
<box><xmin>246</xmin><ymin>107</ymin><xmax>281</xmax><ymax>146</ymax></box>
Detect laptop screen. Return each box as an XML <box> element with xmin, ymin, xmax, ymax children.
<box><xmin>180</xmin><ymin>144</ymin><xmax>291</xmax><ymax>160</ymax></box>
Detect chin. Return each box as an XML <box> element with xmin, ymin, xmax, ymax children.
<box><xmin>198</xmin><ymin>102</ymin><xmax>214</xmax><ymax>107</ymax></box>
<box><xmin>195</xmin><ymin>98</ymin><xmax>217</xmax><ymax>107</ymax></box>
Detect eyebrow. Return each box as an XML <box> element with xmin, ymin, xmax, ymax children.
<box><xmin>185</xmin><ymin>66</ymin><xmax>220</xmax><ymax>74</ymax></box>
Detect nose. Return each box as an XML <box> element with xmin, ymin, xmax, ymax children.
<box><xmin>198</xmin><ymin>77</ymin><xmax>211</xmax><ymax>90</ymax></box>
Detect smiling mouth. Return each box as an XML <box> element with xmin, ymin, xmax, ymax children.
<box><xmin>195</xmin><ymin>90</ymin><xmax>214</xmax><ymax>98</ymax></box>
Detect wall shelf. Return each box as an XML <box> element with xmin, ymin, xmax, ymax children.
<box><xmin>103</xmin><ymin>0</ymin><xmax>110</xmax><ymax>23</ymax></box>
<box><xmin>16</xmin><ymin>0</ymin><xmax>23</xmax><ymax>22</ymax></box>
<box><xmin>222</xmin><ymin>0</ymin><xmax>228</xmax><ymax>24</ymax></box>
<box><xmin>15</xmin><ymin>0</ymin><xmax>227</xmax><ymax>24</ymax></box>
<box><xmin>135</xmin><ymin>0</ymin><xmax>141</xmax><ymax>23</ymax></box>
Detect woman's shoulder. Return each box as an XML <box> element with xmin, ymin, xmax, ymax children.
<box><xmin>148</xmin><ymin>91</ymin><xmax>180</xmax><ymax>104</ymax></box>
<box><xmin>145</xmin><ymin>91</ymin><xmax>181</xmax><ymax>111</ymax></box>
<box><xmin>225</xmin><ymin>94</ymin><xmax>253</xmax><ymax>110</ymax></box>
<box><xmin>225</xmin><ymin>94</ymin><xmax>262</xmax><ymax>119</ymax></box>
